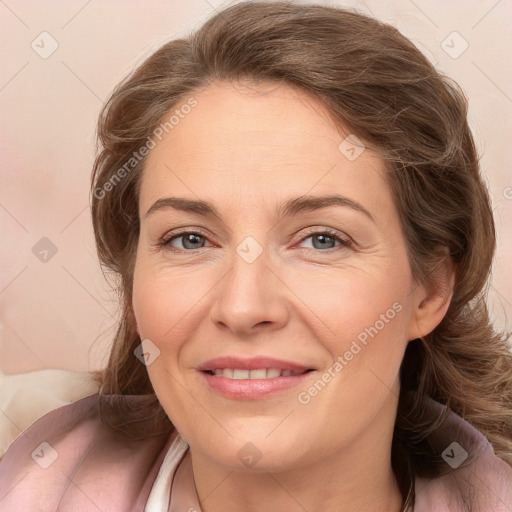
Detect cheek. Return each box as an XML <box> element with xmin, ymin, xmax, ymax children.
<box><xmin>132</xmin><ymin>272</ymin><xmax>169</xmax><ymax>341</ymax></box>
<box><xmin>131</xmin><ymin>261</ymin><xmax>201</xmax><ymax>422</ymax></box>
<box><xmin>290</xmin><ymin>268</ymin><xmax>412</xmax><ymax>444</ymax></box>
<box><xmin>132</xmin><ymin>258</ymin><xmax>207</xmax><ymax>341</ymax></box>
<box><xmin>330</xmin><ymin>279</ymin><xmax>409</xmax><ymax>356</ymax></box>
<box><xmin>285</xmin><ymin>256</ymin><xmax>413</xmax><ymax>401</ymax></box>
<box><xmin>285</xmin><ymin>256</ymin><xmax>412</xmax><ymax>348</ymax></box>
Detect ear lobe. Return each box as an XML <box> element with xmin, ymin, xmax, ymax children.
<box><xmin>407</xmin><ymin>253</ymin><xmax>455</xmax><ymax>341</ymax></box>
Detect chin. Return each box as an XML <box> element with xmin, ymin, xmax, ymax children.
<box><xmin>191</xmin><ymin>427</ymin><xmax>306</xmax><ymax>472</ymax></box>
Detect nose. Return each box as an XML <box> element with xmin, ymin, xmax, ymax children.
<box><xmin>209</xmin><ymin>243</ymin><xmax>290</xmax><ymax>337</ymax></box>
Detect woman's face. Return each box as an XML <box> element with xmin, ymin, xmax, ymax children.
<box><xmin>133</xmin><ymin>81</ymin><xmax>426</xmax><ymax>472</ymax></box>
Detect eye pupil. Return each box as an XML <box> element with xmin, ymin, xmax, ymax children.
<box><xmin>312</xmin><ymin>234</ymin><xmax>335</xmax><ymax>249</ymax></box>
<box><xmin>183</xmin><ymin>233</ymin><xmax>204</xmax><ymax>249</ymax></box>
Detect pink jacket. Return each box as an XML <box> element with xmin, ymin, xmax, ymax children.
<box><xmin>0</xmin><ymin>394</ymin><xmax>511</xmax><ymax>511</ymax></box>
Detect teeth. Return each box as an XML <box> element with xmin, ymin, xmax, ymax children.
<box><xmin>211</xmin><ymin>368</ymin><xmax>307</xmax><ymax>379</ymax></box>
<box><xmin>249</xmin><ymin>369</ymin><xmax>267</xmax><ymax>379</ymax></box>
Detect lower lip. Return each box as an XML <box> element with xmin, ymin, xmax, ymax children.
<box><xmin>199</xmin><ymin>371</ymin><xmax>315</xmax><ymax>400</ymax></box>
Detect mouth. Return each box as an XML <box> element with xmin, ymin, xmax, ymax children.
<box><xmin>196</xmin><ymin>357</ymin><xmax>317</xmax><ymax>399</ymax></box>
<box><xmin>203</xmin><ymin>368</ymin><xmax>314</xmax><ymax>379</ymax></box>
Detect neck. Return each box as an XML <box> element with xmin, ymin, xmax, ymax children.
<box><xmin>194</xmin><ymin>454</ymin><xmax>402</xmax><ymax>512</ymax></box>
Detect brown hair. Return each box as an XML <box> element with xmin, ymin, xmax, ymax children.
<box><xmin>90</xmin><ymin>1</ymin><xmax>512</xmax><ymax>506</ymax></box>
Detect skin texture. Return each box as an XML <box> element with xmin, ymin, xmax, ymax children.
<box><xmin>132</xmin><ymin>81</ymin><xmax>453</xmax><ymax>512</ymax></box>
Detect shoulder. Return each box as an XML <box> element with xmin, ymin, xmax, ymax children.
<box><xmin>0</xmin><ymin>367</ymin><xmax>100</xmax><ymax>458</ymax></box>
<box><xmin>0</xmin><ymin>394</ymin><xmax>177</xmax><ymax>512</ymax></box>
<box><xmin>414</xmin><ymin>398</ymin><xmax>512</xmax><ymax>512</ymax></box>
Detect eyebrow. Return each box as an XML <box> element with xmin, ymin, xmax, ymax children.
<box><xmin>144</xmin><ymin>194</ymin><xmax>375</xmax><ymax>223</ymax></box>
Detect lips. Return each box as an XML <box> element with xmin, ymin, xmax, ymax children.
<box><xmin>197</xmin><ymin>356</ymin><xmax>316</xmax><ymax>399</ymax></box>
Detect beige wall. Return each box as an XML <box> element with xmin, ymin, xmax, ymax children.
<box><xmin>1</xmin><ymin>0</ymin><xmax>511</xmax><ymax>373</ymax></box>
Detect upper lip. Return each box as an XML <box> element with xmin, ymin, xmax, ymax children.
<box><xmin>197</xmin><ymin>356</ymin><xmax>314</xmax><ymax>372</ymax></box>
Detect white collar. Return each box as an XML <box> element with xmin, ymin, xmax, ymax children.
<box><xmin>144</xmin><ymin>432</ymin><xmax>189</xmax><ymax>512</ymax></box>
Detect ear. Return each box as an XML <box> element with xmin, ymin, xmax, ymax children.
<box><xmin>407</xmin><ymin>251</ymin><xmax>456</xmax><ymax>341</ymax></box>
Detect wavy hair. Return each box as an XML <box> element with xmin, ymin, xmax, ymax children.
<box><xmin>90</xmin><ymin>1</ymin><xmax>512</xmax><ymax>506</ymax></box>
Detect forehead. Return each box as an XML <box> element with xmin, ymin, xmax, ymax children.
<box><xmin>148</xmin><ymin>81</ymin><xmax>344</xmax><ymax>164</ymax></box>
<box><xmin>139</xmin><ymin>81</ymin><xmax>391</xmax><ymax>218</ymax></box>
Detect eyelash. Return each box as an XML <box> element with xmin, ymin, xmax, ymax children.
<box><xmin>158</xmin><ymin>227</ymin><xmax>352</xmax><ymax>253</ymax></box>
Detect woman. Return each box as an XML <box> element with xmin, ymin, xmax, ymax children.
<box><xmin>1</xmin><ymin>2</ymin><xmax>511</xmax><ymax>511</ymax></box>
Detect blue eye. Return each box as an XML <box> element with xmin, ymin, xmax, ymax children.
<box><xmin>298</xmin><ymin>231</ymin><xmax>350</xmax><ymax>250</ymax></box>
<box><xmin>164</xmin><ymin>232</ymin><xmax>210</xmax><ymax>250</ymax></box>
